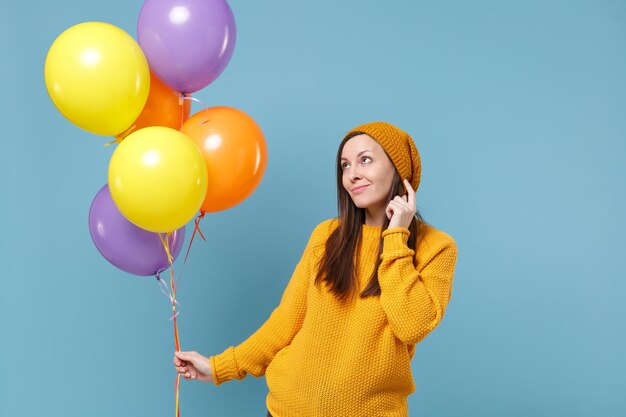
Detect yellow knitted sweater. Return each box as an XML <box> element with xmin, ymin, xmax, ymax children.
<box><xmin>210</xmin><ymin>218</ymin><xmax>458</xmax><ymax>417</ymax></box>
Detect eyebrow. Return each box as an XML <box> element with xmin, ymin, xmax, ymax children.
<box><xmin>340</xmin><ymin>150</ymin><xmax>372</xmax><ymax>161</ymax></box>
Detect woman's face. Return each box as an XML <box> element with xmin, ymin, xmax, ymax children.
<box><xmin>341</xmin><ymin>134</ymin><xmax>396</xmax><ymax>215</ymax></box>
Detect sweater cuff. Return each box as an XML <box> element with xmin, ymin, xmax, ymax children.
<box><xmin>381</xmin><ymin>227</ymin><xmax>410</xmax><ymax>251</ymax></box>
<box><xmin>209</xmin><ymin>346</ymin><xmax>240</xmax><ymax>386</ymax></box>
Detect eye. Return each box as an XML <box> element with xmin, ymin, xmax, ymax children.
<box><xmin>361</xmin><ymin>156</ymin><xmax>372</xmax><ymax>163</ymax></box>
<box><xmin>341</xmin><ymin>161</ymin><xmax>350</xmax><ymax>170</ymax></box>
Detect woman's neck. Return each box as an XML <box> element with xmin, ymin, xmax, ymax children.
<box><xmin>365</xmin><ymin>208</ymin><xmax>386</xmax><ymax>227</ymax></box>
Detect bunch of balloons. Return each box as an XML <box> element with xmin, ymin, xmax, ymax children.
<box><xmin>44</xmin><ymin>0</ymin><xmax>268</xmax><ymax>277</ymax></box>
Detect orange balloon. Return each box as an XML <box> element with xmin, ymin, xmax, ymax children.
<box><xmin>120</xmin><ymin>72</ymin><xmax>191</xmax><ymax>138</ymax></box>
<box><xmin>181</xmin><ymin>106</ymin><xmax>267</xmax><ymax>212</ymax></box>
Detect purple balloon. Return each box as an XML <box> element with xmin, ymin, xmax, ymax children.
<box><xmin>89</xmin><ymin>184</ymin><xmax>186</xmax><ymax>276</ymax></box>
<box><xmin>137</xmin><ymin>0</ymin><xmax>237</xmax><ymax>93</ymax></box>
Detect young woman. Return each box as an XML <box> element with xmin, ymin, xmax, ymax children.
<box><xmin>174</xmin><ymin>122</ymin><xmax>458</xmax><ymax>417</ymax></box>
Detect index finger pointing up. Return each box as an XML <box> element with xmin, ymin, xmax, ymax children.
<box><xmin>404</xmin><ymin>179</ymin><xmax>416</xmax><ymax>208</ymax></box>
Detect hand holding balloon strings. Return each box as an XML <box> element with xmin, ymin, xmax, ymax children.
<box><xmin>46</xmin><ymin>2</ymin><xmax>251</xmax><ymax>416</ymax></box>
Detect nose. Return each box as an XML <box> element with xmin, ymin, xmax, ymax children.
<box><xmin>348</xmin><ymin>165</ymin><xmax>362</xmax><ymax>182</ymax></box>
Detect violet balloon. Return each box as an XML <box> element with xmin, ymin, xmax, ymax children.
<box><xmin>137</xmin><ymin>0</ymin><xmax>236</xmax><ymax>94</ymax></box>
<box><xmin>89</xmin><ymin>185</ymin><xmax>185</xmax><ymax>276</ymax></box>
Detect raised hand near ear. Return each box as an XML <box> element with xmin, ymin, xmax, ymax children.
<box><xmin>386</xmin><ymin>179</ymin><xmax>416</xmax><ymax>230</ymax></box>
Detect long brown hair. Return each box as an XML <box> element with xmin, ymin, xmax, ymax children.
<box><xmin>315</xmin><ymin>132</ymin><xmax>426</xmax><ymax>301</ymax></box>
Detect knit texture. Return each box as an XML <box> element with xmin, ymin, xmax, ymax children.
<box><xmin>210</xmin><ymin>219</ymin><xmax>457</xmax><ymax>417</ymax></box>
<box><xmin>345</xmin><ymin>122</ymin><xmax>422</xmax><ymax>191</ymax></box>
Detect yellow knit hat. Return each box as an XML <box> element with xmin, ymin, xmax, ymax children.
<box><xmin>344</xmin><ymin>121</ymin><xmax>421</xmax><ymax>191</ymax></box>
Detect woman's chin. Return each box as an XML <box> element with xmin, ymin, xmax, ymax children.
<box><xmin>351</xmin><ymin>199</ymin><xmax>372</xmax><ymax>209</ymax></box>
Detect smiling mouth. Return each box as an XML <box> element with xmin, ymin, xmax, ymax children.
<box><xmin>352</xmin><ymin>185</ymin><xmax>369</xmax><ymax>192</ymax></box>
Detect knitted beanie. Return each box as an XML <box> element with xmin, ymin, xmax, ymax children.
<box><xmin>344</xmin><ymin>121</ymin><xmax>421</xmax><ymax>191</ymax></box>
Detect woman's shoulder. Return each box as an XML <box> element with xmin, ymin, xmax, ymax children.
<box><xmin>417</xmin><ymin>223</ymin><xmax>457</xmax><ymax>253</ymax></box>
<box><xmin>310</xmin><ymin>218</ymin><xmax>339</xmax><ymax>239</ymax></box>
<box><xmin>299</xmin><ymin>218</ymin><xmax>337</xmax><ymax>255</ymax></box>
<box><xmin>414</xmin><ymin>224</ymin><xmax>458</xmax><ymax>273</ymax></box>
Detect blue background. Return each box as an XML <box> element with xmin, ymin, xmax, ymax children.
<box><xmin>1</xmin><ymin>0</ymin><xmax>625</xmax><ymax>416</ymax></box>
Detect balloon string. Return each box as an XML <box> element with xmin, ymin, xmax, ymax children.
<box><xmin>176</xmin><ymin>91</ymin><xmax>203</xmax><ymax>131</ymax></box>
<box><xmin>161</xmin><ymin>217</ymin><xmax>206</xmax><ymax>417</ymax></box>
<box><xmin>174</xmin><ymin>211</ymin><xmax>207</xmax><ymax>292</ymax></box>
<box><xmin>158</xmin><ymin>233</ymin><xmax>180</xmax><ymax>350</ymax></box>
<box><xmin>104</xmin><ymin>124</ymin><xmax>137</xmax><ymax>147</ymax></box>
<box><xmin>175</xmin><ymin>374</ymin><xmax>181</xmax><ymax>417</ymax></box>
<box><xmin>155</xmin><ymin>219</ymin><xmax>207</xmax><ymax>417</ymax></box>
<box><xmin>155</xmin><ymin>274</ymin><xmax>180</xmax><ymax>320</ymax></box>
<box><xmin>184</xmin><ymin>212</ymin><xmax>207</xmax><ymax>264</ymax></box>
<box><xmin>179</xmin><ymin>93</ymin><xmax>185</xmax><ymax>130</ymax></box>
<box><xmin>176</xmin><ymin>92</ymin><xmax>201</xmax><ymax>105</ymax></box>
<box><xmin>176</xmin><ymin>92</ymin><xmax>200</xmax><ymax>130</ymax></box>
<box><xmin>158</xmin><ymin>232</ymin><xmax>181</xmax><ymax>417</ymax></box>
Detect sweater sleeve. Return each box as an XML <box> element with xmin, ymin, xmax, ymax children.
<box><xmin>377</xmin><ymin>226</ymin><xmax>458</xmax><ymax>345</ymax></box>
<box><xmin>209</xmin><ymin>221</ymin><xmax>329</xmax><ymax>386</ymax></box>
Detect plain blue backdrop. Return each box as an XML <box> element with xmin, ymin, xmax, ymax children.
<box><xmin>1</xmin><ymin>0</ymin><xmax>625</xmax><ymax>416</ymax></box>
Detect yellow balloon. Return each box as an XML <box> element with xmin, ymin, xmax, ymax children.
<box><xmin>44</xmin><ymin>22</ymin><xmax>150</xmax><ymax>136</ymax></box>
<box><xmin>108</xmin><ymin>127</ymin><xmax>208</xmax><ymax>233</ymax></box>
